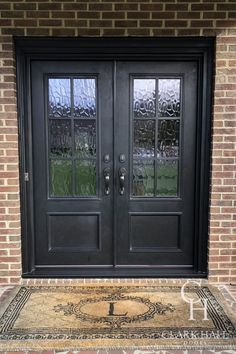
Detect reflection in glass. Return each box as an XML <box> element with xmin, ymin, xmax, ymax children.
<box><xmin>50</xmin><ymin>119</ymin><xmax>72</xmax><ymax>157</ymax></box>
<box><xmin>133</xmin><ymin>120</ymin><xmax>155</xmax><ymax>158</ymax></box>
<box><xmin>49</xmin><ymin>79</ymin><xmax>71</xmax><ymax>117</ymax></box>
<box><xmin>74</xmin><ymin>79</ymin><xmax>96</xmax><ymax>117</ymax></box>
<box><xmin>156</xmin><ymin>159</ymin><xmax>178</xmax><ymax>196</ymax></box>
<box><xmin>75</xmin><ymin>160</ymin><xmax>96</xmax><ymax>196</ymax></box>
<box><xmin>157</xmin><ymin>119</ymin><xmax>180</xmax><ymax>157</ymax></box>
<box><xmin>133</xmin><ymin>159</ymin><xmax>154</xmax><ymax>197</ymax></box>
<box><xmin>158</xmin><ymin>79</ymin><xmax>180</xmax><ymax>117</ymax></box>
<box><xmin>74</xmin><ymin>120</ymin><xmax>96</xmax><ymax>158</ymax></box>
<box><xmin>50</xmin><ymin>160</ymin><xmax>72</xmax><ymax>196</ymax></box>
<box><xmin>133</xmin><ymin>79</ymin><xmax>156</xmax><ymax>118</ymax></box>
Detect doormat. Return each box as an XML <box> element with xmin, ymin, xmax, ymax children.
<box><xmin>0</xmin><ymin>285</ymin><xmax>235</xmax><ymax>350</ymax></box>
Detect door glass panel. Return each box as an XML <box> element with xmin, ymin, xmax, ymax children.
<box><xmin>50</xmin><ymin>160</ymin><xmax>72</xmax><ymax>196</ymax></box>
<box><xmin>158</xmin><ymin>79</ymin><xmax>180</xmax><ymax>117</ymax></box>
<box><xmin>74</xmin><ymin>120</ymin><xmax>96</xmax><ymax>158</ymax></box>
<box><xmin>156</xmin><ymin>159</ymin><xmax>178</xmax><ymax>196</ymax></box>
<box><xmin>75</xmin><ymin>160</ymin><xmax>96</xmax><ymax>196</ymax></box>
<box><xmin>133</xmin><ymin>120</ymin><xmax>155</xmax><ymax>158</ymax></box>
<box><xmin>74</xmin><ymin>79</ymin><xmax>96</xmax><ymax>117</ymax></box>
<box><xmin>157</xmin><ymin>119</ymin><xmax>180</xmax><ymax>158</ymax></box>
<box><xmin>48</xmin><ymin>76</ymin><xmax>97</xmax><ymax>197</ymax></box>
<box><xmin>132</xmin><ymin>77</ymin><xmax>181</xmax><ymax>198</ymax></box>
<box><xmin>49</xmin><ymin>119</ymin><xmax>72</xmax><ymax>157</ymax></box>
<box><xmin>133</xmin><ymin>79</ymin><xmax>156</xmax><ymax>118</ymax></box>
<box><xmin>133</xmin><ymin>159</ymin><xmax>154</xmax><ymax>197</ymax></box>
<box><xmin>49</xmin><ymin>78</ymin><xmax>71</xmax><ymax>117</ymax></box>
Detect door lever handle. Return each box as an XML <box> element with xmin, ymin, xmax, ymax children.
<box><xmin>119</xmin><ymin>167</ymin><xmax>127</xmax><ymax>196</ymax></box>
<box><xmin>104</xmin><ymin>167</ymin><xmax>111</xmax><ymax>195</ymax></box>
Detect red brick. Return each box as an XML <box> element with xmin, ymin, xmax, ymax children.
<box><xmin>140</xmin><ymin>20</ymin><xmax>163</xmax><ymax>27</ymax></box>
<box><xmin>177</xmin><ymin>12</ymin><xmax>200</xmax><ymax>19</ymax></box>
<box><xmin>228</xmin><ymin>12</ymin><xmax>236</xmax><ymax>19</ymax></box>
<box><xmin>152</xmin><ymin>12</ymin><xmax>175</xmax><ymax>19</ymax></box>
<box><xmin>217</xmin><ymin>20</ymin><xmax>236</xmax><ymax>27</ymax></box>
<box><xmin>89</xmin><ymin>3</ymin><xmax>112</xmax><ymax>11</ymax></box>
<box><xmin>52</xmin><ymin>11</ymin><xmax>76</xmax><ymax>19</ymax></box>
<box><xmin>217</xmin><ymin>4</ymin><xmax>236</xmax><ymax>11</ymax></box>
<box><xmin>64</xmin><ymin>20</ymin><xmax>87</xmax><ymax>27</ymax></box>
<box><xmin>38</xmin><ymin>3</ymin><xmax>62</xmax><ymax>10</ymax></box>
<box><xmin>192</xmin><ymin>4</ymin><xmax>215</xmax><ymax>10</ymax></box>
<box><xmin>13</xmin><ymin>3</ymin><xmax>36</xmax><ymax>10</ymax></box>
<box><xmin>26</xmin><ymin>28</ymin><xmax>50</xmax><ymax>36</ymax></box>
<box><xmin>77</xmin><ymin>29</ymin><xmax>100</xmax><ymax>36</ymax></box>
<box><xmin>26</xmin><ymin>11</ymin><xmax>50</xmax><ymax>18</ymax></box>
<box><xmin>0</xmin><ymin>20</ymin><xmax>12</xmax><ymax>26</ymax></box>
<box><xmin>165</xmin><ymin>20</ymin><xmax>188</xmax><ymax>27</ymax></box>
<box><xmin>0</xmin><ymin>4</ymin><xmax>11</xmax><ymax>10</ymax></box>
<box><xmin>127</xmin><ymin>12</ymin><xmax>150</xmax><ymax>19</ymax></box>
<box><xmin>191</xmin><ymin>20</ymin><xmax>214</xmax><ymax>27</ymax></box>
<box><xmin>127</xmin><ymin>28</ymin><xmax>150</xmax><ymax>36</ymax></box>
<box><xmin>166</xmin><ymin>4</ymin><xmax>188</xmax><ymax>11</ymax></box>
<box><xmin>1</xmin><ymin>11</ymin><xmax>24</xmax><ymax>18</ymax></box>
<box><xmin>203</xmin><ymin>12</ymin><xmax>226</xmax><ymax>19</ymax></box>
<box><xmin>103</xmin><ymin>29</ymin><xmax>126</xmax><ymax>36</ymax></box>
<box><xmin>140</xmin><ymin>4</ymin><xmax>163</xmax><ymax>11</ymax></box>
<box><xmin>102</xmin><ymin>12</ymin><xmax>125</xmax><ymax>19</ymax></box>
<box><xmin>177</xmin><ymin>29</ymin><xmax>201</xmax><ymax>36</ymax></box>
<box><xmin>115</xmin><ymin>4</ymin><xmax>138</xmax><ymax>11</ymax></box>
<box><xmin>63</xmin><ymin>3</ymin><xmax>87</xmax><ymax>11</ymax></box>
<box><xmin>53</xmin><ymin>28</ymin><xmax>77</xmax><ymax>36</ymax></box>
<box><xmin>152</xmin><ymin>29</ymin><xmax>175</xmax><ymax>36</ymax></box>
<box><xmin>14</xmin><ymin>19</ymin><xmax>37</xmax><ymax>27</ymax></box>
<box><xmin>90</xmin><ymin>20</ymin><xmax>113</xmax><ymax>27</ymax></box>
<box><xmin>115</xmin><ymin>20</ymin><xmax>137</xmax><ymax>28</ymax></box>
<box><xmin>78</xmin><ymin>12</ymin><xmax>100</xmax><ymax>19</ymax></box>
<box><xmin>39</xmin><ymin>20</ymin><xmax>62</xmax><ymax>26</ymax></box>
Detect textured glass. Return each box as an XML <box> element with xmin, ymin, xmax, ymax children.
<box><xmin>74</xmin><ymin>79</ymin><xmax>96</xmax><ymax>117</ymax></box>
<box><xmin>50</xmin><ymin>119</ymin><xmax>72</xmax><ymax>157</ymax></box>
<box><xmin>49</xmin><ymin>79</ymin><xmax>71</xmax><ymax>117</ymax></box>
<box><xmin>133</xmin><ymin>120</ymin><xmax>155</xmax><ymax>158</ymax></box>
<box><xmin>157</xmin><ymin>119</ymin><xmax>180</xmax><ymax>158</ymax></box>
<box><xmin>156</xmin><ymin>159</ymin><xmax>178</xmax><ymax>196</ymax></box>
<box><xmin>50</xmin><ymin>160</ymin><xmax>72</xmax><ymax>196</ymax></box>
<box><xmin>75</xmin><ymin>160</ymin><xmax>96</xmax><ymax>196</ymax></box>
<box><xmin>158</xmin><ymin>79</ymin><xmax>180</xmax><ymax>117</ymax></box>
<box><xmin>74</xmin><ymin>120</ymin><xmax>96</xmax><ymax>158</ymax></box>
<box><xmin>133</xmin><ymin>79</ymin><xmax>156</xmax><ymax>118</ymax></box>
<box><xmin>133</xmin><ymin>159</ymin><xmax>154</xmax><ymax>197</ymax></box>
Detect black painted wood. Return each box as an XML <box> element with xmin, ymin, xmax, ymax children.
<box><xmin>31</xmin><ymin>61</ymin><xmax>114</xmax><ymax>267</ymax></box>
<box><xmin>116</xmin><ymin>61</ymin><xmax>197</xmax><ymax>267</ymax></box>
<box><xmin>15</xmin><ymin>37</ymin><xmax>214</xmax><ymax>277</ymax></box>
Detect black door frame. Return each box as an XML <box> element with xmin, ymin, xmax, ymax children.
<box><xmin>15</xmin><ymin>37</ymin><xmax>214</xmax><ymax>278</ymax></box>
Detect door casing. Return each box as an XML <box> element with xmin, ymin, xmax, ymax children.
<box><xmin>15</xmin><ymin>37</ymin><xmax>214</xmax><ymax>278</ymax></box>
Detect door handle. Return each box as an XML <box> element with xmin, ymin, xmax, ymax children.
<box><xmin>104</xmin><ymin>167</ymin><xmax>111</xmax><ymax>195</ymax></box>
<box><xmin>119</xmin><ymin>167</ymin><xmax>127</xmax><ymax>196</ymax></box>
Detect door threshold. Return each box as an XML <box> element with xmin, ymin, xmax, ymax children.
<box><xmin>23</xmin><ymin>267</ymin><xmax>207</xmax><ymax>278</ymax></box>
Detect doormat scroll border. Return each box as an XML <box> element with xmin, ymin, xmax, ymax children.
<box><xmin>0</xmin><ymin>284</ymin><xmax>235</xmax><ymax>351</ymax></box>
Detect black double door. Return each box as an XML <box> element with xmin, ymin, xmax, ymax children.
<box><xmin>31</xmin><ymin>60</ymin><xmax>198</xmax><ymax>276</ymax></box>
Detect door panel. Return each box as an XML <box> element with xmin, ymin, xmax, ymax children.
<box><xmin>31</xmin><ymin>61</ymin><xmax>113</xmax><ymax>266</ymax></box>
<box><xmin>115</xmin><ymin>62</ymin><xmax>197</xmax><ymax>268</ymax></box>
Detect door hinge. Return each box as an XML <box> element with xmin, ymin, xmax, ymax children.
<box><xmin>24</xmin><ymin>172</ymin><xmax>29</xmax><ymax>182</ymax></box>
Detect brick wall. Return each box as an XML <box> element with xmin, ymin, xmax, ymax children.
<box><xmin>0</xmin><ymin>0</ymin><xmax>236</xmax><ymax>285</ymax></box>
